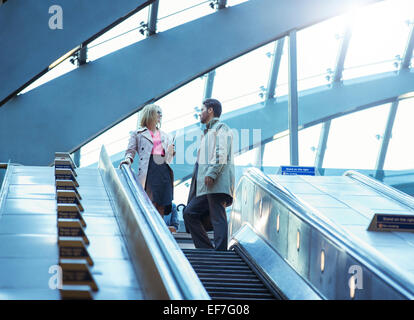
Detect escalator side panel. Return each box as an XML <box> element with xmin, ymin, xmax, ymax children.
<box><xmin>230</xmin><ymin>168</ymin><xmax>413</xmax><ymax>300</ymax></box>
<box><xmin>229</xmin><ymin>224</ymin><xmax>321</xmax><ymax>300</ymax></box>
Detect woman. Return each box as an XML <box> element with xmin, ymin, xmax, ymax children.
<box><xmin>120</xmin><ymin>104</ymin><xmax>175</xmax><ymax>217</ymax></box>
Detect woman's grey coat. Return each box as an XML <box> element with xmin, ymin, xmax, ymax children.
<box><xmin>124</xmin><ymin>127</ymin><xmax>174</xmax><ymax>189</ymax></box>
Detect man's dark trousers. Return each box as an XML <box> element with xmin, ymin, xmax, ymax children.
<box><xmin>184</xmin><ymin>193</ymin><xmax>229</xmax><ymax>251</ymax></box>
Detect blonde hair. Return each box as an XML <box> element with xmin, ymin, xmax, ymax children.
<box><xmin>139</xmin><ymin>104</ymin><xmax>162</xmax><ymax>129</ymax></box>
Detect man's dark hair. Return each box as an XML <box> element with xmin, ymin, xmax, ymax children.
<box><xmin>203</xmin><ymin>98</ymin><xmax>222</xmax><ymax>118</ymax></box>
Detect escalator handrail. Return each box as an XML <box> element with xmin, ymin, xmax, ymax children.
<box><xmin>242</xmin><ymin>167</ymin><xmax>414</xmax><ymax>299</ymax></box>
<box><xmin>344</xmin><ymin>170</ymin><xmax>414</xmax><ymax>210</ymax></box>
<box><xmin>119</xmin><ymin>162</ymin><xmax>210</xmax><ymax>300</ymax></box>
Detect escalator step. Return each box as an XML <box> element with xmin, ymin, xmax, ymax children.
<box><xmin>202</xmin><ymin>281</ymin><xmax>267</xmax><ymax>289</ymax></box>
<box><xmin>208</xmin><ymin>291</ymin><xmax>275</xmax><ymax>299</ymax></box>
<box><xmin>199</xmin><ymin>278</ymin><xmax>262</xmax><ymax>285</ymax></box>
<box><xmin>190</xmin><ymin>268</ymin><xmax>254</xmax><ymax>275</ymax></box>
<box><xmin>183</xmin><ymin>248</ymin><xmax>277</xmax><ymax>300</ymax></box>
<box><xmin>186</xmin><ymin>257</ymin><xmax>243</xmax><ymax>263</ymax></box>
<box><xmin>211</xmin><ymin>296</ymin><xmax>276</xmax><ymax>300</ymax></box>
<box><xmin>189</xmin><ymin>264</ymin><xmax>250</xmax><ymax>271</ymax></box>
<box><xmin>182</xmin><ymin>249</ymin><xmax>238</xmax><ymax>256</ymax></box>
<box><xmin>203</xmin><ymin>286</ymin><xmax>270</xmax><ymax>294</ymax></box>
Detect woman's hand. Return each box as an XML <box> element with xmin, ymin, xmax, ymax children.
<box><xmin>119</xmin><ymin>158</ymin><xmax>132</xmax><ymax>168</ymax></box>
<box><xmin>167</xmin><ymin>144</ymin><xmax>176</xmax><ymax>157</ymax></box>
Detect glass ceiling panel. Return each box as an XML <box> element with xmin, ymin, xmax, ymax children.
<box><xmin>384</xmin><ymin>97</ymin><xmax>414</xmax><ymax>170</ymax></box>
<box><xmin>411</xmin><ymin>51</ymin><xmax>414</xmax><ymax>68</ymax></box>
<box><xmin>80</xmin><ymin>75</ymin><xmax>205</xmax><ymax>167</ymax></box>
<box><xmin>87</xmin><ymin>7</ymin><xmax>149</xmax><ymax>62</ymax></box>
<box><xmin>260</xmin><ymin>124</ymin><xmax>321</xmax><ymax>168</ymax></box>
<box><xmin>234</xmin><ymin>147</ymin><xmax>260</xmax><ymax>167</ymax></box>
<box><xmin>323</xmin><ymin>103</ymin><xmax>390</xmax><ymax>170</ymax></box>
<box><xmin>18</xmin><ymin>56</ymin><xmax>77</xmax><ymax>95</ymax></box>
<box><xmin>274</xmin><ymin>39</ymin><xmax>289</xmax><ymax>98</ymax></box>
<box><xmin>262</xmin><ymin>133</ymin><xmax>290</xmax><ymax>167</ymax></box>
<box><xmin>296</xmin><ymin>16</ymin><xmax>346</xmax><ymax>92</ymax></box>
<box><xmin>299</xmin><ymin>124</ymin><xmax>322</xmax><ymax>167</ymax></box>
<box><xmin>211</xmin><ymin>42</ymin><xmax>275</xmax><ymax>113</ymax></box>
<box><xmin>227</xmin><ymin>0</ymin><xmax>249</xmax><ymax>7</ymax></box>
<box><xmin>342</xmin><ymin>0</ymin><xmax>413</xmax><ymax>80</ymax></box>
<box><xmin>80</xmin><ymin>113</ymin><xmax>139</xmax><ymax>167</ymax></box>
<box><xmin>154</xmin><ymin>76</ymin><xmax>205</xmax><ymax>133</ymax></box>
<box><xmin>157</xmin><ymin>0</ymin><xmax>213</xmax><ymax>33</ymax></box>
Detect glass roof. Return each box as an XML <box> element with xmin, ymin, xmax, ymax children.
<box><xmin>342</xmin><ymin>0</ymin><xmax>414</xmax><ymax>80</ymax></box>
<box><xmin>384</xmin><ymin>97</ymin><xmax>414</xmax><ymax>170</ymax></box>
<box><xmin>157</xmin><ymin>0</ymin><xmax>214</xmax><ymax>33</ymax></box>
<box><xmin>74</xmin><ymin>0</ymin><xmax>414</xmax><ymax>175</ymax></box>
<box><xmin>296</xmin><ymin>16</ymin><xmax>346</xmax><ymax>91</ymax></box>
<box><xmin>87</xmin><ymin>7</ymin><xmax>149</xmax><ymax>62</ymax></box>
<box><xmin>211</xmin><ymin>42</ymin><xmax>274</xmax><ymax>112</ymax></box>
<box><xmin>10</xmin><ymin>0</ymin><xmax>413</xmax><ymax>174</ymax></box>
<box><xmin>323</xmin><ymin>103</ymin><xmax>391</xmax><ymax>170</ymax></box>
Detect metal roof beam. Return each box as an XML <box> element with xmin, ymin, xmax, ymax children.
<box><xmin>147</xmin><ymin>0</ymin><xmax>159</xmax><ymax>36</ymax></box>
<box><xmin>266</xmin><ymin>38</ymin><xmax>285</xmax><ymax>101</ymax></box>
<box><xmin>315</xmin><ymin>24</ymin><xmax>353</xmax><ymax>168</ymax></box>
<box><xmin>374</xmin><ymin>22</ymin><xmax>414</xmax><ymax>178</ymax></box>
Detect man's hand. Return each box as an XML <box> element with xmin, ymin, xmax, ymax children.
<box><xmin>205</xmin><ymin>176</ymin><xmax>214</xmax><ymax>188</ymax></box>
<box><xmin>119</xmin><ymin>158</ymin><xmax>132</xmax><ymax>168</ymax></box>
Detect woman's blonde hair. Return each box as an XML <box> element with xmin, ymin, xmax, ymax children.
<box><xmin>139</xmin><ymin>104</ymin><xmax>162</xmax><ymax>129</ymax></box>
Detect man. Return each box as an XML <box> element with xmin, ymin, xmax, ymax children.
<box><xmin>183</xmin><ymin>98</ymin><xmax>235</xmax><ymax>251</ymax></box>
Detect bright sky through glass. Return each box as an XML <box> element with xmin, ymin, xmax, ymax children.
<box><xmin>343</xmin><ymin>0</ymin><xmax>414</xmax><ymax>80</ymax></box>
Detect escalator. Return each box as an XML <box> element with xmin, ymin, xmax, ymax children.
<box><xmin>182</xmin><ymin>248</ymin><xmax>279</xmax><ymax>300</ymax></box>
<box><xmin>2</xmin><ymin>145</ymin><xmax>414</xmax><ymax>300</ymax></box>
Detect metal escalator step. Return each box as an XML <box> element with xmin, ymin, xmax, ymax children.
<box><xmin>211</xmin><ymin>295</ymin><xmax>276</xmax><ymax>300</ymax></box>
<box><xmin>202</xmin><ymin>281</ymin><xmax>267</xmax><ymax>289</ymax></box>
<box><xmin>186</xmin><ymin>256</ymin><xmax>243</xmax><ymax>263</ymax></box>
<box><xmin>182</xmin><ymin>249</ymin><xmax>238</xmax><ymax>256</ymax></box>
<box><xmin>203</xmin><ymin>285</ymin><xmax>271</xmax><ymax>294</ymax></box>
<box><xmin>199</xmin><ymin>278</ymin><xmax>262</xmax><ymax>285</ymax></box>
<box><xmin>208</xmin><ymin>291</ymin><xmax>274</xmax><ymax>299</ymax></box>
<box><xmin>189</xmin><ymin>263</ymin><xmax>250</xmax><ymax>271</ymax></box>
<box><xmin>186</xmin><ymin>253</ymin><xmax>241</xmax><ymax>258</ymax></box>
<box><xmin>197</xmin><ymin>274</ymin><xmax>260</xmax><ymax>281</ymax></box>
<box><xmin>190</xmin><ymin>268</ymin><xmax>254</xmax><ymax>275</ymax></box>
<box><xmin>183</xmin><ymin>248</ymin><xmax>277</xmax><ymax>300</ymax></box>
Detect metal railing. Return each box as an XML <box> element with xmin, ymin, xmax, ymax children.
<box><xmin>98</xmin><ymin>145</ymin><xmax>209</xmax><ymax>299</ymax></box>
<box><xmin>344</xmin><ymin>170</ymin><xmax>414</xmax><ymax>211</ymax></box>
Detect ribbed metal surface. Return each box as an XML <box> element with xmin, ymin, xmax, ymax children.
<box><xmin>182</xmin><ymin>248</ymin><xmax>277</xmax><ymax>300</ymax></box>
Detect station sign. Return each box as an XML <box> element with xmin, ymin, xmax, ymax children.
<box><xmin>280</xmin><ymin>165</ymin><xmax>317</xmax><ymax>176</ymax></box>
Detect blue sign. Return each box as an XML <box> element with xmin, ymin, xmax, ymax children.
<box><xmin>375</xmin><ymin>214</ymin><xmax>414</xmax><ymax>231</ymax></box>
<box><xmin>281</xmin><ymin>166</ymin><xmax>316</xmax><ymax>176</ymax></box>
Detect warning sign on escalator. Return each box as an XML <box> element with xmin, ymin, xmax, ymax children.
<box><xmin>368</xmin><ymin>214</ymin><xmax>414</xmax><ymax>232</ymax></box>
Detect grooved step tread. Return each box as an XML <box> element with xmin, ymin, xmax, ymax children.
<box><xmin>183</xmin><ymin>248</ymin><xmax>277</xmax><ymax>300</ymax></box>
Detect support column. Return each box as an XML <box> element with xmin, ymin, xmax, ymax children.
<box><xmin>288</xmin><ymin>30</ymin><xmax>299</xmax><ymax>166</ymax></box>
<box><xmin>374</xmin><ymin>22</ymin><xmax>414</xmax><ymax>179</ymax></box>
<box><xmin>147</xmin><ymin>0</ymin><xmax>159</xmax><ymax>36</ymax></box>
<box><xmin>266</xmin><ymin>38</ymin><xmax>285</xmax><ymax>101</ymax></box>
